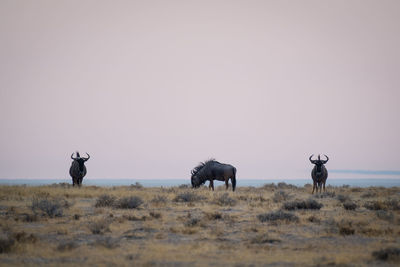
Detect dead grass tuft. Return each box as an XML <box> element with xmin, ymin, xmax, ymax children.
<box><xmin>250</xmin><ymin>234</ymin><xmax>281</xmax><ymax>244</ymax></box>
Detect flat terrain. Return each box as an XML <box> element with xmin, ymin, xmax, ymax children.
<box><xmin>0</xmin><ymin>183</ymin><xmax>399</xmax><ymax>266</ymax></box>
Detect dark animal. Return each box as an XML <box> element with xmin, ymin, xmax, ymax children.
<box><xmin>309</xmin><ymin>154</ymin><xmax>329</xmax><ymax>194</ymax></box>
<box><xmin>69</xmin><ymin>151</ymin><xmax>90</xmax><ymax>187</ymax></box>
<box><xmin>191</xmin><ymin>159</ymin><xmax>236</xmax><ymax>191</ymax></box>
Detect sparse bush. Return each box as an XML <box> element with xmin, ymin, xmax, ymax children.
<box><xmin>364</xmin><ymin>201</ymin><xmax>386</xmax><ymax>210</ymax></box>
<box><xmin>174</xmin><ymin>191</ymin><xmax>205</xmax><ymax>203</ymax></box>
<box><xmin>179</xmin><ymin>184</ymin><xmax>190</xmax><ymax>189</ymax></box>
<box><xmin>115</xmin><ymin>196</ymin><xmax>143</xmax><ymax>209</ymax></box>
<box><xmin>272</xmin><ymin>190</ymin><xmax>290</xmax><ymax>203</ymax></box>
<box><xmin>205</xmin><ymin>212</ymin><xmax>223</xmax><ymax>220</ymax></box>
<box><xmin>277</xmin><ymin>182</ymin><xmax>297</xmax><ymax>189</ymax></box>
<box><xmin>31</xmin><ymin>198</ymin><xmax>66</xmax><ymax>217</ymax></box>
<box><xmin>151</xmin><ymin>195</ymin><xmax>167</xmax><ymax>204</ymax></box>
<box><xmin>57</xmin><ymin>240</ymin><xmax>79</xmax><ymax>251</ymax></box>
<box><xmin>12</xmin><ymin>232</ymin><xmax>37</xmax><ymax>244</ymax></box>
<box><xmin>376</xmin><ymin>210</ymin><xmax>394</xmax><ymax>222</ymax></box>
<box><xmin>337</xmin><ymin>220</ymin><xmax>355</xmax><ymax>236</ymax></box>
<box><xmin>149</xmin><ymin>212</ymin><xmax>162</xmax><ymax>219</ymax></box>
<box><xmin>185</xmin><ymin>218</ymin><xmax>201</xmax><ymax>227</ymax></box>
<box><xmin>130</xmin><ymin>182</ymin><xmax>143</xmax><ymax>189</ymax></box>
<box><xmin>361</xmin><ymin>191</ymin><xmax>377</xmax><ymax>198</ymax></box>
<box><xmin>93</xmin><ymin>237</ymin><xmax>120</xmax><ymax>249</ymax></box>
<box><xmin>283</xmin><ymin>199</ymin><xmax>322</xmax><ymax>210</ymax></box>
<box><xmin>372</xmin><ymin>247</ymin><xmax>400</xmax><ymax>262</ymax></box>
<box><xmin>88</xmin><ymin>218</ymin><xmax>111</xmax><ymax>234</ymax></box>
<box><xmin>337</xmin><ymin>194</ymin><xmax>351</xmax><ymax>203</ymax></box>
<box><xmin>0</xmin><ymin>235</ymin><xmax>15</xmax><ymax>253</ymax></box>
<box><xmin>308</xmin><ymin>215</ymin><xmax>321</xmax><ymax>223</ymax></box>
<box><xmin>250</xmin><ymin>234</ymin><xmax>281</xmax><ymax>244</ymax></box>
<box><xmin>262</xmin><ymin>183</ymin><xmax>277</xmax><ymax>190</ymax></box>
<box><xmin>343</xmin><ymin>201</ymin><xmax>357</xmax><ymax>210</ymax></box>
<box><xmin>95</xmin><ymin>195</ymin><xmax>116</xmax><ymax>208</ymax></box>
<box><xmin>213</xmin><ymin>193</ymin><xmax>237</xmax><ymax>206</ymax></box>
<box><xmin>321</xmin><ymin>191</ymin><xmax>336</xmax><ymax>198</ymax></box>
<box><xmin>21</xmin><ymin>213</ymin><xmax>39</xmax><ymax>222</ymax></box>
<box><xmin>257</xmin><ymin>210</ymin><xmax>299</xmax><ymax>223</ymax></box>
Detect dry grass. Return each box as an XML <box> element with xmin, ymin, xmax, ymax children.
<box><xmin>0</xmin><ymin>183</ymin><xmax>399</xmax><ymax>266</ymax></box>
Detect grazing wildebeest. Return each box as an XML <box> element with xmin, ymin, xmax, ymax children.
<box><xmin>191</xmin><ymin>159</ymin><xmax>237</xmax><ymax>191</ymax></box>
<box><xmin>69</xmin><ymin>151</ymin><xmax>90</xmax><ymax>187</ymax></box>
<box><xmin>309</xmin><ymin>154</ymin><xmax>329</xmax><ymax>194</ymax></box>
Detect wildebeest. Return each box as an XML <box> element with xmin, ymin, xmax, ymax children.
<box><xmin>69</xmin><ymin>151</ymin><xmax>90</xmax><ymax>187</ymax></box>
<box><xmin>309</xmin><ymin>154</ymin><xmax>329</xmax><ymax>194</ymax></box>
<box><xmin>191</xmin><ymin>159</ymin><xmax>236</xmax><ymax>191</ymax></box>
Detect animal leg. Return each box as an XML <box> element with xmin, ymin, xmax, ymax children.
<box><xmin>323</xmin><ymin>182</ymin><xmax>326</xmax><ymax>192</ymax></box>
<box><xmin>225</xmin><ymin>179</ymin><xmax>229</xmax><ymax>190</ymax></box>
<box><xmin>312</xmin><ymin>182</ymin><xmax>316</xmax><ymax>194</ymax></box>
<box><xmin>209</xmin><ymin>180</ymin><xmax>214</xmax><ymax>191</ymax></box>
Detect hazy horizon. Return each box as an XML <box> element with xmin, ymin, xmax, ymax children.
<box><xmin>1</xmin><ymin>1</ymin><xmax>399</xmax><ymax>181</ymax></box>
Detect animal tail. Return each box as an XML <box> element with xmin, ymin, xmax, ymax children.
<box><xmin>232</xmin><ymin>167</ymin><xmax>237</xmax><ymax>191</ymax></box>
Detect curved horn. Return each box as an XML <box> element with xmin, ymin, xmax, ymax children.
<box><xmin>71</xmin><ymin>152</ymin><xmax>76</xmax><ymax>160</ymax></box>
<box><xmin>309</xmin><ymin>154</ymin><xmax>316</xmax><ymax>163</ymax></box>
<box><xmin>83</xmin><ymin>153</ymin><xmax>90</xmax><ymax>161</ymax></box>
<box><xmin>322</xmin><ymin>154</ymin><xmax>329</xmax><ymax>163</ymax></box>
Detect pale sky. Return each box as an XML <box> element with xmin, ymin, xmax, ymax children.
<box><xmin>1</xmin><ymin>1</ymin><xmax>399</xmax><ymax>180</ymax></box>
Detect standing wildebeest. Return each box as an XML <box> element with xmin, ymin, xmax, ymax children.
<box><xmin>191</xmin><ymin>159</ymin><xmax>236</xmax><ymax>191</ymax></box>
<box><xmin>70</xmin><ymin>151</ymin><xmax>90</xmax><ymax>187</ymax></box>
<box><xmin>309</xmin><ymin>154</ymin><xmax>329</xmax><ymax>194</ymax></box>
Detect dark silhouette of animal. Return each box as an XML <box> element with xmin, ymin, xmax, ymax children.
<box><xmin>191</xmin><ymin>159</ymin><xmax>236</xmax><ymax>191</ymax></box>
<box><xmin>69</xmin><ymin>151</ymin><xmax>90</xmax><ymax>187</ymax></box>
<box><xmin>309</xmin><ymin>154</ymin><xmax>329</xmax><ymax>194</ymax></box>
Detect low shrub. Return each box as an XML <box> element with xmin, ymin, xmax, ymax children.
<box><xmin>130</xmin><ymin>182</ymin><xmax>143</xmax><ymax>189</ymax></box>
<box><xmin>272</xmin><ymin>190</ymin><xmax>291</xmax><ymax>203</ymax></box>
<box><xmin>115</xmin><ymin>196</ymin><xmax>143</xmax><ymax>209</ymax></box>
<box><xmin>0</xmin><ymin>235</ymin><xmax>15</xmax><ymax>253</ymax></box>
<box><xmin>337</xmin><ymin>220</ymin><xmax>355</xmax><ymax>236</ymax></box>
<box><xmin>283</xmin><ymin>199</ymin><xmax>322</xmax><ymax>210</ymax></box>
<box><xmin>95</xmin><ymin>195</ymin><xmax>116</xmax><ymax>208</ymax></box>
<box><xmin>185</xmin><ymin>218</ymin><xmax>201</xmax><ymax>227</ymax></box>
<box><xmin>257</xmin><ymin>210</ymin><xmax>299</xmax><ymax>223</ymax></box>
<box><xmin>213</xmin><ymin>193</ymin><xmax>237</xmax><ymax>206</ymax></box>
<box><xmin>376</xmin><ymin>210</ymin><xmax>394</xmax><ymax>222</ymax></box>
<box><xmin>250</xmin><ymin>234</ymin><xmax>281</xmax><ymax>244</ymax></box>
<box><xmin>31</xmin><ymin>198</ymin><xmax>67</xmax><ymax>217</ymax></box>
<box><xmin>343</xmin><ymin>201</ymin><xmax>357</xmax><ymax>210</ymax></box>
<box><xmin>88</xmin><ymin>218</ymin><xmax>111</xmax><ymax>234</ymax></box>
<box><xmin>174</xmin><ymin>191</ymin><xmax>205</xmax><ymax>203</ymax></box>
<box><xmin>372</xmin><ymin>247</ymin><xmax>400</xmax><ymax>262</ymax></box>
<box><xmin>337</xmin><ymin>194</ymin><xmax>351</xmax><ymax>203</ymax></box>
<box><xmin>57</xmin><ymin>240</ymin><xmax>79</xmax><ymax>251</ymax></box>
<box><xmin>150</xmin><ymin>195</ymin><xmax>167</xmax><ymax>204</ymax></box>
<box><xmin>277</xmin><ymin>182</ymin><xmax>297</xmax><ymax>190</ymax></box>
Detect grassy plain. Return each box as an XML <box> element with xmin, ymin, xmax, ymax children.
<box><xmin>0</xmin><ymin>182</ymin><xmax>399</xmax><ymax>266</ymax></box>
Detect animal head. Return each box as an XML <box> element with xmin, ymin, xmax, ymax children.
<box><xmin>191</xmin><ymin>170</ymin><xmax>203</xmax><ymax>188</ymax></box>
<box><xmin>309</xmin><ymin>154</ymin><xmax>329</xmax><ymax>172</ymax></box>
<box><xmin>71</xmin><ymin>151</ymin><xmax>90</xmax><ymax>169</ymax></box>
